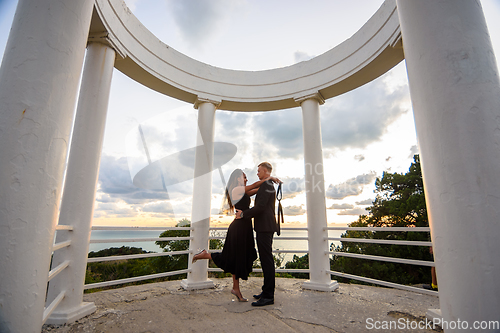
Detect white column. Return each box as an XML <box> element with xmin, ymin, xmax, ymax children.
<box><xmin>397</xmin><ymin>0</ymin><xmax>500</xmax><ymax>328</ymax></box>
<box><xmin>297</xmin><ymin>93</ymin><xmax>339</xmax><ymax>292</ymax></box>
<box><xmin>45</xmin><ymin>42</ymin><xmax>116</xmax><ymax>325</ymax></box>
<box><xmin>181</xmin><ymin>98</ymin><xmax>219</xmax><ymax>290</ymax></box>
<box><xmin>0</xmin><ymin>1</ymin><xmax>95</xmax><ymax>332</ymax></box>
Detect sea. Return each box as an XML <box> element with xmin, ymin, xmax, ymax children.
<box><xmin>89</xmin><ymin>228</ymin><xmax>346</xmax><ymax>265</ymax></box>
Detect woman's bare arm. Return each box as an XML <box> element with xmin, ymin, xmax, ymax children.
<box><xmin>231</xmin><ymin>186</ymin><xmax>245</xmax><ymax>203</ymax></box>
<box><xmin>244</xmin><ymin>176</ymin><xmax>282</xmax><ymax>195</ymax></box>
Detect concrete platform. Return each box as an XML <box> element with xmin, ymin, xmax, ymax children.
<box><xmin>42</xmin><ymin>277</ymin><xmax>441</xmax><ymax>333</ymax></box>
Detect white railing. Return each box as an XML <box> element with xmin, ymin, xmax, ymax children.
<box><xmin>43</xmin><ymin>225</ymin><xmax>76</xmax><ymax>324</ymax></box>
<box><xmin>325</xmin><ymin>226</ymin><xmax>437</xmax><ymax>296</ymax></box>
<box><xmin>90</xmin><ymin>237</ymin><xmax>191</xmax><ymax>243</ymax></box>
<box><xmin>42</xmin><ymin>291</ymin><xmax>65</xmax><ymax>325</ymax></box>
<box><xmin>52</xmin><ymin>240</ymin><xmax>72</xmax><ymax>251</ymax></box>
<box><xmin>209</xmin><ymin>227</ymin><xmax>310</xmax><ymax>274</ymax></box>
<box><xmin>47</xmin><ymin>260</ymin><xmax>70</xmax><ymax>281</ymax></box>
<box><xmin>86</xmin><ymin>250</ymin><xmax>191</xmax><ymax>263</ymax></box>
<box><xmin>84</xmin><ymin>226</ymin><xmax>194</xmax><ymax>290</ymax></box>
<box><xmin>84</xmin><ymin>269</ymin><xmax>191</xmax><ymax>290</ymax></box>
<box><xmin>82</xmin><ymin>225</ymin><xmax>437</xmax><ymax>297</ymax></box>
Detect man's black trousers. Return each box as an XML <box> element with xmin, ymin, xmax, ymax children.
<box><xmin>256</xmin><ymin>232</ymin><xmax>275</xmax><ymax>299</ymax></box>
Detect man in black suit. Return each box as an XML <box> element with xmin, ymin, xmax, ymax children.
<box><xmin>236</xmin><ymin>162</ymin><xmax>278</xmax><ymax>306</ymax></box>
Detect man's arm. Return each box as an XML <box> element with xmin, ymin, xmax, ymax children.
<box><xmin>245</xmin><ymin>176</ymin><xmax>281</xmax><ymax>197</ymax></box>
<box><xmin>238</xmin><ymin>181</ymin><xmax>274</xmax><ymax>219</ymax></box>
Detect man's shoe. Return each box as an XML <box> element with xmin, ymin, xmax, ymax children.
<box><xmin>423</xmin><ymin>284</ymin><xmax>438</xmax><ymax>291</ymax></box>
<box><xmin>253</xmin><ymin>292</ymin><xmax>262</xmax><ymax>300</ymax></box>
<box><xmin>251</xmin><ymin>297</ymin><xmax>274</xmax><ymax>307</ymax></box>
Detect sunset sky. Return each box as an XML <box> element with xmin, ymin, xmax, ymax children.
<box><xmin>1</xmin><ymin>0</ymin><xmax>500</xmax><ymax>227</ymax></box>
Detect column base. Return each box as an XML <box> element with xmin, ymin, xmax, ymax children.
<box><xmin>180</xmin><ymin>278</ymin><xmax>215</xmax><ymax>290</ymax></box>
<box><xmin>46</xmin><ymin>302</ymin><xmax>96</xmax><ymax>325</ymax></box>
<box><xmin>302</xmin><ymin>280</ymin><xmax>339</xmax><ymax>292</ymax></box>
<box><xmin>426</xmin><ymin>308</ymin><xmax>442</xmax><ymax>322</ymax></box>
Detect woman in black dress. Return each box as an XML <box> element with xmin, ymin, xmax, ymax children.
<box><xmin>192</xmin><ymin>169</ymin><xmax>279</xmax><ymax>301</ymax></box>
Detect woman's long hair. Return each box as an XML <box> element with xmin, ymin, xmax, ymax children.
<box><xmin>221</xmin><ymin>169</ymin><xmax>243</xmax><ymax>214</ymax></box>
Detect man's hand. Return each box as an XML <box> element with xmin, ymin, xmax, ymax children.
<box><xmin>235</xmin><ymin>209</ymin><xmax>243</xmax><ymax>219</ymax></box>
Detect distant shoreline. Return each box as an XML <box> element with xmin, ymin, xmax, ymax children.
<box><xmin>90</xmin><ymin>222</ymin><xmax>350</xmax><ymax>228</ymax></box>
<box><xmin>88</xmin><ymin>228</ymin><xmax>346</xmax><ymax>264</ymax></box>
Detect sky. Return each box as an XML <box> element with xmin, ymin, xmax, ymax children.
<box><xmin>1</xmin><ymin>0</ymin><xmax>500</xmax><ymax>228</ymax></box>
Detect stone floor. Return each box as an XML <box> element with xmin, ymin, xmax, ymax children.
<box><xmin>42</xmin><ymin>277</ymin><xmax>441</xmax><ymax>333</ymax></box>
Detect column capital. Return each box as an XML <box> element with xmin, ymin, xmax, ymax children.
<box><xmin>294</xmin><ymin>91</ymin><xmax>325</xmax><ymax>106</ymax></box>
<box><xmin>87</xmin><ymin>32</ymin><xmax>126</xmax><ymax>59</ymax></box>
<box><xmin>194</xmin><ymin>96</ymin><xmax>222</xmax><ymax>110</ymax></box>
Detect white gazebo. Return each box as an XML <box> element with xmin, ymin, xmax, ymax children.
<box><xmin>1</xmin><ymin>1</ymin><xmax>499</xmax><ymax>332</ymax></box>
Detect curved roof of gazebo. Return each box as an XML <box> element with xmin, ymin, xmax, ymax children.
<box><xmin>89</xmin><ymin>0</ymin><xmax>403</xmax><ymax>111</ymax></box>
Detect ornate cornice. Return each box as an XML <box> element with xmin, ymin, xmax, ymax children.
<box><xmin>87</xmin><ymin>32</ymin><xmax>127</xmax><ymax>59</ymax></box>
<box><xmin>294</xmin><ymin>91</ymin><xmax>325</xmax><ymax>106</ymax></box>
<box><xmin>194</xmin><ymin>96</ymin><xmax>222</xmax><ymax>110</ymax></box>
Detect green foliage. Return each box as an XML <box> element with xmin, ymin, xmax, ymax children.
<box><xmin>152</xmin><ymin>220</ymin><xmax>191</xmax><ymax>274</ymax></box>
<box><xmin>249</xmin><ymin>251</ymin><xmax>287</xmax><ymax>279</ymax></box>
<box><xmin>88</xmin><ymin>246</ymin><xmax>149</xmax><ymax>258</ymax></box>
<box><xmin>85</xmin><ymin>219</ymin><xmax>226</xmax><ymax>290</ymax></box>
<box><xmin>331</xmin><ymin>155</ymin><xmax>433</xmax><ymax>285</ymax></box>
<box><xmin>154</xmin><ymin>219</ymin><xmax>224</xmax><ymax>276</ymax></box>
<box><xmin>284</xmin><ymin>254</ymin><xmax>309</xmax><ymax>279</ymax></box>
<box><xmin>369</xmin><ymin>155</ymin><xmax>428</xmax><ymax>228</ymax></box>
<box><xmin>85</xmin><ymin>246</ymin><xmax>160</xmax><ymax>291</ymax></box>
<box><xmin>274</xmin><ymin>251</ymin><xmax>285</xmax><ymax>269</ymax></box>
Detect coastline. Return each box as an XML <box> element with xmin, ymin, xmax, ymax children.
<box><xmin>88</xmin><ymin>226</ymin><xmax>347</xmax><ymax>264</ymax></box>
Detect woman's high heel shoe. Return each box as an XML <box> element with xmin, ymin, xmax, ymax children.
<box><xmin>192</xmin><ymin>249</ymin><xmax>205</xmax><ymax>264</ymax></box>
<box><xmin>231</xmin><ymin>290</ymin><xmax>248</xmax><ymax>302</ymax></box>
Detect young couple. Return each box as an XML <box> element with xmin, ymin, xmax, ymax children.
<box><xmin>192</xmin><ymin>162</ymin><xmax>281</xmax><ymax>306</ymax></box>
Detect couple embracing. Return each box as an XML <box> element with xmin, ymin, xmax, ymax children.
<box><xmin>192</xmin><ymin>162</ymin><xmax>281</xmax><ymax>306</ymax></box>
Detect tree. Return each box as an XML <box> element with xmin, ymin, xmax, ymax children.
<box><xmin>85</xmin><ymin>219</ymin><xmax>226</xmax><ymax>289</ymax></box>
<box><xmin>284</xmin><ymin>254</ymin><xmax>309</xmax><ymax>279</ymax></box>
<box><xmin>369</xmin><ymin>154</ymin><xmax>428</xmax><ymax>228</ymax></box>
<box><xmin>331</xmin><ymin>155</ymin><xmax>433</xmax><ymax>285</ymax></box>
<box><xmin>152</xmin><ymin>219</ymin><xmax>224</xmax><ymax>278</ymax></box>
<box><xmin>85</xmin><ymin>246</ymin><xmax>158</xmax><ymax>288</ymax></box>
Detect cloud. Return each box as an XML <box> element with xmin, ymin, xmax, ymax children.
<box><xmin>95</xmin><ymin>154</ymin><xmax>187</xmax><ymax>218</ymax></box>
<box><xmin>355</xmin><ymin>198</ymin><xmax>373</xmax><ymax>205</ymax></box>
<box><xmin>98</xmin><ymin>155</ymin><xmax>171</xmax><ymax>202</ymax></box>
<box><xmin>168</xmin><ymin>0</ymin><xmax>240</xmax><ymax>46</ymax></box>
<box><xmin>94</xmin><ymin>202</ymin><xmax>137</xmax><ymax>218</ymax></box>
<box><xmin>243</xmin><ymin>68</ymin><xmax>410</xmax><ymax>162</ymax></box>
<box><xmin>142</xmin><ymin>201</ymin><xmax>175</xmax><ymax>214</ymax></box>
<box><xmin>409</xmin><ymin>145</ymin><xmax>419</xmax><ymax>158</ymax></box>
<box><xmin>326</xmin><ymin>172</ymin><xmax>377</xmax><ymax>199</ymax></box>
<box><xmin>96</xmin><ymin>193</ymin><xmax>116</xmax><ymax>203</ymax></box>
<box><xmin>216</xmin><ymin>111</ymin><xmax>254</xmax><ymax>144</ymax></box>
<box><xmin>126</xmin><ymin>109</ymin><xmax>198</xmax><ymax>169</ymax></box>
<box><xmin>354</xmin><ymin>154</ymin><xmax>365</xmax><ymax>162</ymax></box>
<box><xmin>321</xmin><ymin>76</ymin><xmax>410</xmax><ymax>152</ymax></box>
<box><xmin>284</xmin><ymin>205</ymin><xmax>306</xmax><ymax>216</ymax></box>
<box><xmin>337</xmin><ymin>207</ymin><xmax>368</xmax><ymax>216</ymax></box>
<box><xmin>294</xmin><ymin>51</ymin><xmax>314</xmax><ymax>63</ymax></box>
<box><xmin>253</xmin><ymin>109</ymin><xmax>304</xmax><ymax>159</ymax></box>
<box><xmin>329</xmin><ymin>203</ymin><xmax>354</xmax><ymax>210</ymax></box>
<box><xmin>280</xmin><ymin>177</ymin><xmax>305</xmax><ymax>199</ymax></box>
